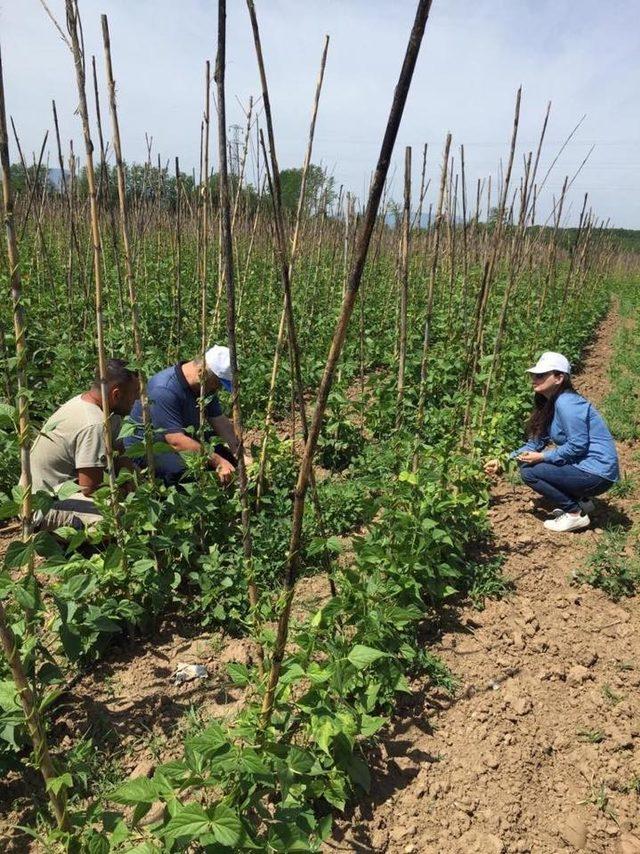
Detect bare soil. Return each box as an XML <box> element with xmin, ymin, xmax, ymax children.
<box><xmin>328</xmin><ymin>309</ymin><xmax>640</xmax><ymax>854</ymax></box>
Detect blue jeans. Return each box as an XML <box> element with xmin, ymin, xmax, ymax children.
<box><xmin>519</xmin><ymin>462</ymin><xmax>612</xmax><ymax>513</ymax></box>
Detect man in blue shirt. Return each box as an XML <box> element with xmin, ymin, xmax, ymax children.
<box><xmin>127</xmin><ymin>345</ymin><xmax>239</xmax><ymax>486</ymax></box>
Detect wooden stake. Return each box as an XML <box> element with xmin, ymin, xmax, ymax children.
<box><xmin>259</xmin><ymin>0</ymin><xmax>434</xmax><ymax>730</ymax></box>
<box><xmin>101</xmin><ymin>14</ymin><xmax>155</xmax><ymax>481</ymax></box>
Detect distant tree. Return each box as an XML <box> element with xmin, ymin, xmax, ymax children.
<box><xmin>277</xmin><ymin>164</ymin><xmax>335</xmax><ymax>216</ymax></box>
<box><xmin>9</xmin><ymin>163</ymin><xmax>55</xmax><ymax>196</ymax></box>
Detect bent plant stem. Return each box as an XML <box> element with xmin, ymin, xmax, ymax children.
<box><xmin>0</xmin><ymin>45</ymin><xmax>37</xmax><ymax>637</ymax></box>
<box><xmin>259</xmin><ymin>0</ymin><xmax>434</xmax><ymax>730</ymax></box>
<box><xmin>0</xmin><ymin>603</ymin><xmax>70</xmax><ymax>830</ymax></box>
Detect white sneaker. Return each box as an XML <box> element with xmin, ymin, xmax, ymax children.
<box><xmin>544</xmin><ymin>513</ymin><xmax>591</xmax><ymax>532</ymax></box>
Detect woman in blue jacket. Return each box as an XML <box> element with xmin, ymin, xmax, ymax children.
<box><xmin>486</xmin><ymin>351</ymin><xmax>619</xmax><ymax>532</ymax></box>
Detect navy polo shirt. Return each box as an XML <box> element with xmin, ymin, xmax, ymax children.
<box><xmin>126</xmin><ymin>362</ymin><xmax>223</xmax><ymax>484</ymax></box>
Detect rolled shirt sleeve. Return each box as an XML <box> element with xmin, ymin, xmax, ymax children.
<box><xmin>509</xmin><ymin>436</ymin><xmax>548</xmax><ymax>459</ymax></box>
<box><xmin>74</xmin><ymin>423</ymin><xmax>109</xmax><ymax>469</ymax></box>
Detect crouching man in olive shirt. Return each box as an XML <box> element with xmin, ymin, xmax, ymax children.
<box><xmin>31</xmin><ymin>359</ymin><xmax>139</xmax><ymax>530</ymax></box>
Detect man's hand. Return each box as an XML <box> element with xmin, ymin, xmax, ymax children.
<box><xmin>517</xmin><ymin>451</ymin><xmax>545</xmax><ymax>465</ymax></box>
<box><xmin>210</xmin><ymin>452</ymin><xmax>235</xmax><ymax>486</ymax></box>
<box><xmin>484</xmin><ymin>458</ymin><xmax>502</xmax><ymax>476</ymax></box>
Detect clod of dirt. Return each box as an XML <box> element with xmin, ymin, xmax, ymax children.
<box><xmin>558</xmin><ymin>812</ymin><xmax>588</xmax><ymax>849</ymax></box>
<box><xmin>139</xmin><ymin>801</ymin><xmax>166</xmax><ymax>827</ymax></box>
<box><xmin>619</xmin><ymin>833</ymin><xmax>640</xmax><ymax>854</ymax></box>
<box><xmin>607</xmin><ymin>725</ymin><xmax>634</xmax><ymax>751</ymax></box>
<box><xmin>577</xmin><ymin>648</ymin><xmax>598</xmax><ymax>668</ymax></box>
<box><xmin>511</xmin><ymin>697</ymin><xmax>533</xmax><ymax>716</ymax></box>
<box><xmin>129</xmin><ymin>758</ymin><xmax>155</xmax><ymax>779</ymax></box>
<box><xmin>455</xmin><ymin>829</ymin><xmax>504</xmax><ymax>853</ymax></box>
<box><xmin>566</xmin><ymin>665</ymin><xmax>592</xmax><ymax>687</ymax></box>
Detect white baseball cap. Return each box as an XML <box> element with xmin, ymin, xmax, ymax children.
<box><xmin>205</xmin><ymin>344</ymin><xmax>233</xmax><ymax>391</ymax></box>
<box><xmin>526</xmin><ymin>351</ymin><xmax>571</xmax><ymax>375</ymax></box>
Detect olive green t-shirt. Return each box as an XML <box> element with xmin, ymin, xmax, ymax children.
<box><xmin>31</xmin><ymin>395</ymin><xmax>121</xmax><ymax>495</ymax></box>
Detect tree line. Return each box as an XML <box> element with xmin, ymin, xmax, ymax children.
<box><xmin>9</xmin><ymin>160</ymin><xmax>336</xmax><ymax>217</ymax></box>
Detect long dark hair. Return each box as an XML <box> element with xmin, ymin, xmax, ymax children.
<box><xmin>526</xmin><ymin>373</ymin><xmax>575</xmax><ymax>439</ymax></box>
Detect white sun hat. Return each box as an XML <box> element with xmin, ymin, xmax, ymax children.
<box><xmin>526</xmin><ymin>351</ymin><xmax>571</xmax><ymax>375</ymax></box>
<box><xmin>205</xmin><ymin>344</ymin><xmax>233</xmax><ymax>391</ymax></box>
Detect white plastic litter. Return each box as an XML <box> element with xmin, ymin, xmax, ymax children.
<box><xmin>174</xmin><ymin>663</ymin><xmax>209</xmax><ymax>685</ymax></box>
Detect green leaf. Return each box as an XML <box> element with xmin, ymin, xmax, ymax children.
<box><xmin>56</xmin><ymin>480</ymin><xmax>82</xmax><ymax>500</ymax></box>
<box><xmin>185</xmin><ymin>722</ymin><xmax>228</xmax><ymax>760</ymax></box>
<box><xmin>347</xmin><ymin>644</ymin><xmax>388</xmax><ymax>670</ymax></box>
<box><xmin>0</xmin><ymin>498</ymin><xmax>18</xmax><ymax>521</ymax></box>
<box><xmin>318</xmin><ymin>813</ymin><xmax>332</xmax><ymax>841</ymax></box>
<box><xmin>0</xmin><ymin>403</ymin><xmax>15</xmax><ymax>429</ymax></box>
<box><xmin>226</xmin><ymin>662</ymin><xmax>250</xmax><ymax>686</ymax></box>
<box><xmin>46</xmin><ymin>772</ymin><xmax>73</xmax><ymax>795</ymax></box>
<box><xmin>163</xmin><ymin>803</ymin><xmax>211</xmax><ymax>841</ymax></box>
<box><xmin>239</xmin><ymin>748</ymin><xmax>270</xmax><ymax>777</ymax></box>
<box><xmin>103</xmin><ymin>546</ymin><xmax>124</xmax><ymax>573</ymax></box>
<box><xmin>33</xmin><ymin>531</ymin><xmax>62</xmax><ymax>558</ymax></box>
<box><xmin>360</xmin><ymin>713</ymin><xmax>387</xmax><ymax>738</ymax></box>
<box><xmin>287</xmin><ymin>746</ymin><xmax>314</xmax><ymax>775</ymax></box>
<box><xmin>13</xmin><ymin>584</ymin><xmax>36</xmax><ymax>611</ymax></box>
<box><xmin>122</xmin><ymin>843</ymin><xmax>160</xmax><ymax>854</ymax></box>
<box><xmin>325</xmin><ymin>535</ymin><xmax>343</xmax><ymax>553</ymax></box>
<box><xmin>210</xmin><ymin>803</ymin><xmax>241</xmax><ymax>847</ymax></box>
<box><xmin>4</xmin><ymin>539</ymin><xmax>34</xmax><ymax>569</ymax></box>
<box><xmin>109</xmin><ymin>777</ymin><xmax>158</xmax><ymax>805</ymax></box>
<box><xmin>85</xmin><ymin>831</ymin><xmax>110</xmax><ymax>854</ymax></box>
<box><xmin>0</xmin><ymin>680</ymin><xmax>20</xmax><ymax>712</ymax></box>
<box><xmin>346</xmin><ymin>756</ymin><xmax>370</xmax><ymax>792</ymax></box>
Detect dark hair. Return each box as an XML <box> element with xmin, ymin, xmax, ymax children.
<box><xmin>526</xmin><ymin>372</ymin><xmax>574</xmax><ymax>438</ymax></box>
<box><xmin>92</xmin><ymin>358</ymin><xmax>138</xmax><ymax>390</ymax></box>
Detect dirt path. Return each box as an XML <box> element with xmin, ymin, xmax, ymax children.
<box><xmin>331</xmin><ymin>309</ymin><xmax>640</xmax><ymax>854</ymax></box>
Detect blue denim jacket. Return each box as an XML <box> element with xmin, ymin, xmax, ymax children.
<box><xmin>511</xmin><ymin>391</ymin><xmax>619</xmax><ymax>482</ymax></box>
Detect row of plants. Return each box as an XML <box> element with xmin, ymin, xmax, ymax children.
<box><xmin>0</xmin><ymin>276</ymin><xmax>616</xmax><ymax>850</ymax></box>
<box><xmin>576</xmin><ymin>279</ymin><xmax>640</xmax><ymax>600</ymax></box>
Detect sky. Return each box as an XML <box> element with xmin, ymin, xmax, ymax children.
<box><xmin>2</xmin><ymin>0</ymin><xmax>639</xmax><ymax>228</ymax></box>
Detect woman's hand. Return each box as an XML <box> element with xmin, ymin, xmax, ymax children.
<box><xmin>517</xmin><ymin>451</ymin><xmax>545</xmax><ymax>465</ymax></box>
<box><xmin>484</xmin><ymin>458</ymin><xmax>502</xmax><ymax>476</ymax></box>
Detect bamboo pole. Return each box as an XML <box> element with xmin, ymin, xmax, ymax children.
<box><xmin>395</xmin><ymin>145</ymin><xmax>411</xmax><ymax>427</ymax></box>
<box><xmin>255</xmin><ymin>34</ymin><xmax>329</xmax><ymax>503</ymax></box>
<box><xmin>101</xmin><ymin>15</ymin><xmax>155</xmax><ymax>481</ymax></box>
<box><xmin>172</xmin><ymin>155</ymin><xmax>182</xmax><ymax>357</ymax></box>
<box><xmin>0</xmin><ymin>57</ymin><xmax>33</xmax><ymax>540</ymax></box>
<box><xmin>259</xmin><ymin>0</ymin><xmax>434</xmax><ymax>730</ymax></box>
<box><xmin>214</xmin><ymin>0</ymin><xmax>262</xmax><ymax>662</ymax></box>
<box><xmin>415</xmin><ymin>132</ymin><xmax>451</xmax><ymax>435</ymax></box>
<box><xmin>199</xmin><ymin>60</ymin><xmax>211</xmax><ymax>441</ymax></box>
<box><xmin>462</xmin><ymin>87</ymin><xmax>521</xmax><ymax>436</ymax></box>
<box><xmin>66</xmin><ymin>0</ymin><xmax>121</xmax><ymax>527</ymax></box>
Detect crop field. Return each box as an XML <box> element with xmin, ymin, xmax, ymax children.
<box><xmin>1</xmin><ymin>1</ymin><xmax>639</xmax><ymax>853</ymax></box>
